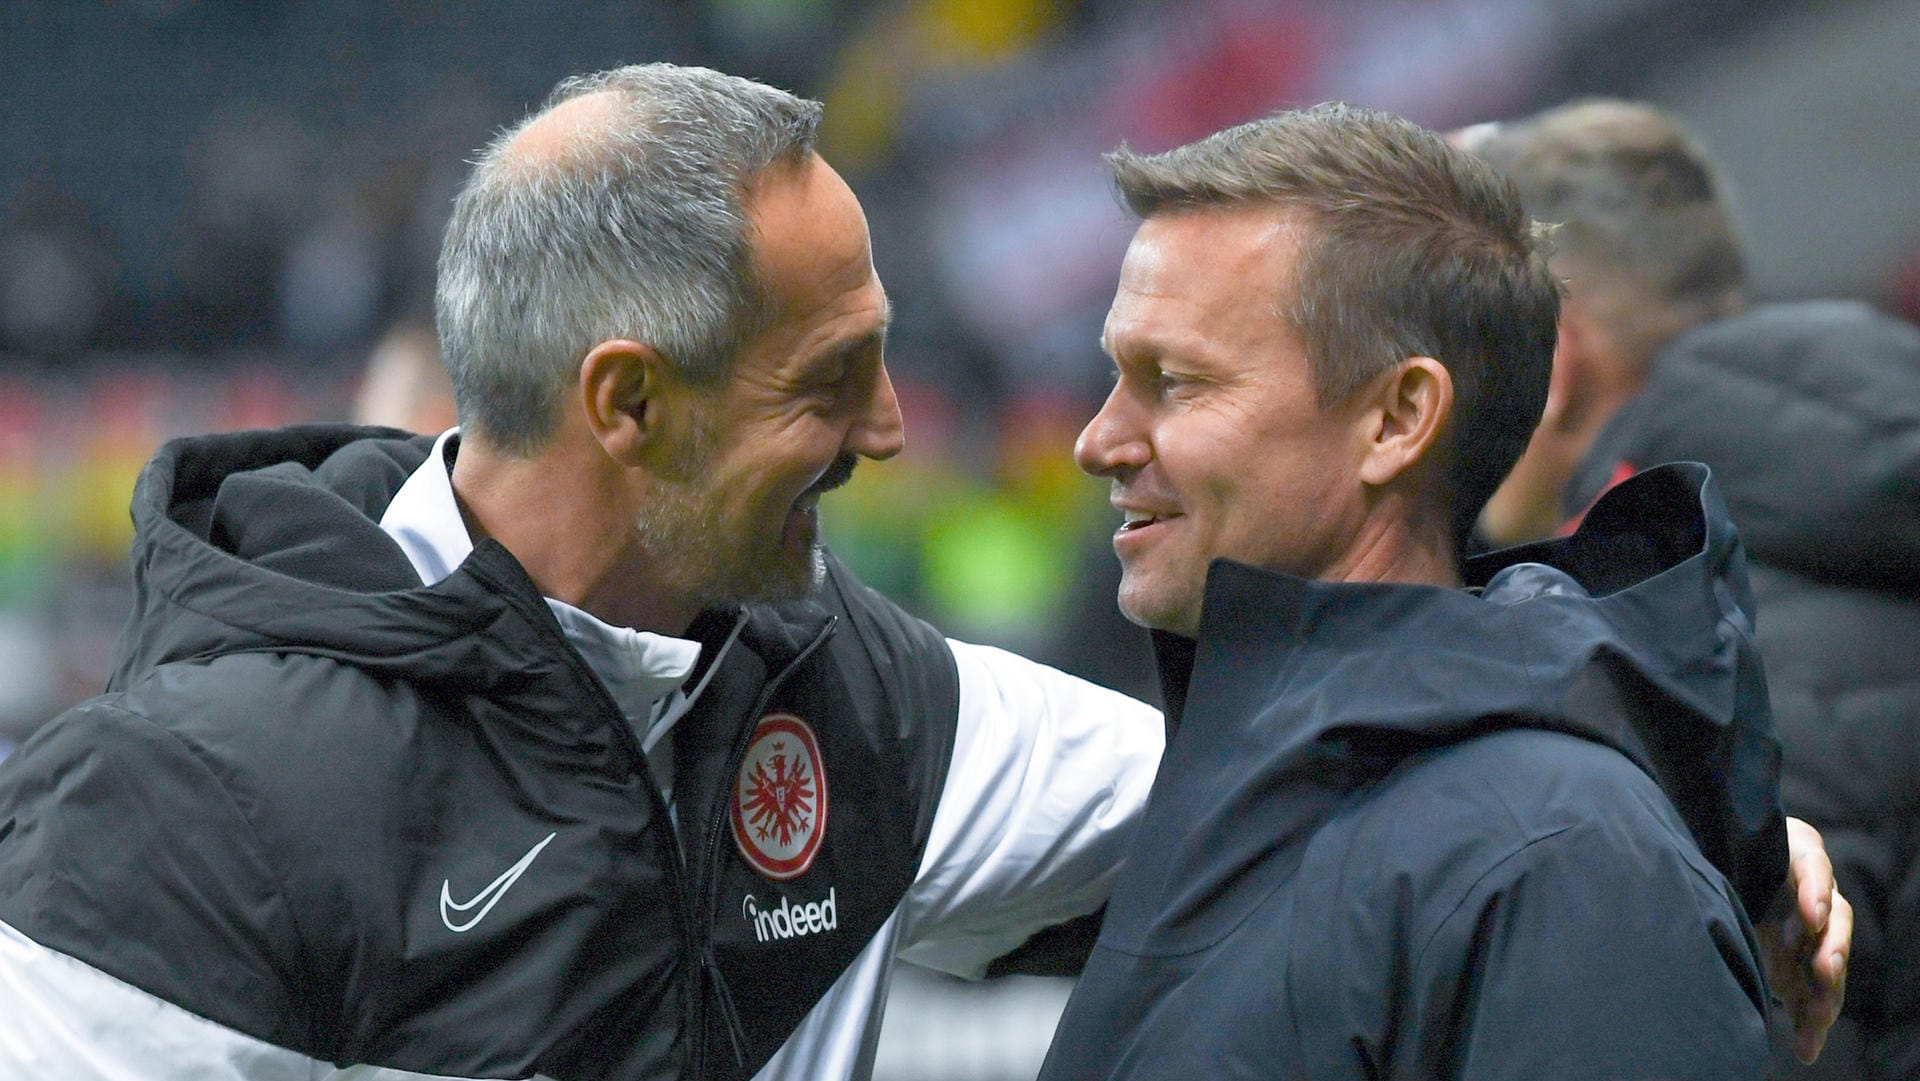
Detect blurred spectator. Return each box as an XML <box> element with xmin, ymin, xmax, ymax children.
<box><xmin>390</xmin><ymin>75</ymin><xmax>508</xmax><ymax>318</ymax></box>
<box><xmin>352</xmin><ymin>320</ymin><xmax>456</xmax><ymax>434</ymax></box>
<box><xmin>167</xmin><ymin>108</ymin><xmax>316</xmax><ymax>350</ymax></box>
<box><xmin>279</xmin><ymin>186</ymin><xmax>386</xmax><ymax>360</ymax></box>
<box><xmin>0</xmin><ymin>189</ymin><xmax>118</xmax><ymax>358</ymax></box>
<box><xmin>1468</xmin><ymin>99</ymin><xmax>1916</xmax><ymax>1078</ymax></box>
<box><xmin>1464</xmin><ymin>99</ymin><xmax>1745</xmax><ymax>548</ymax></box>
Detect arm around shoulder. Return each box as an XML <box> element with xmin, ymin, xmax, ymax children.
<box><xmin>894</xmin><ymin>640</ymin><xmax>1163</xmax><ymax>978</ymax></box>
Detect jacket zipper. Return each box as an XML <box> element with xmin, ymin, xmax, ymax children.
<box><xmin>515</xmin><ymin>588</ymin><xmax>706</xmax><ymax>1078</ymax></box>
<box><xmin>691</xmin><ymin>615</ymin><xmax>838</xmax><ymax>1080</ymax></box>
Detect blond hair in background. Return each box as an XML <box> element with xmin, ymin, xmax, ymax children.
<box><xmin>353</xmin><ymin>321</ymin><xmax>457</xmax><ymax>434</ymax></box>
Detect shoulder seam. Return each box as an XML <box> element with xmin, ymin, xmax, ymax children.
<box><xmin>77</xmin><ymin>697</ymin><xmax>327</xmax><ymax>1049</ymax></box>
<box><xmin>1407</xmin><ymin>821</ymin><xmax>1578</xmax><ymax>976</ymax></box>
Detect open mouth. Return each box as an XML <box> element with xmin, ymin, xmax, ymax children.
<box><xmin>789</xmin><ymin>489</ymin><xmax>823</xmax><ymax>527</ymax></box>
<box><xmin>1114</xmin><ymin>509</ymin><xmax>1180</xmax><ymax>549</ymax></box>
<box><xmin>811</xmin><ymin>453</ymin><xmax>859</xmax><ymax>496</ymax></box>
<box><xmin>782</xmin><ymin>492</ymin><xmax>823</xmax><ymax>552</ymax></box>
<box><xmin>1119</xmin><ymin>509</ymin><xmax>1178</xmax><ymax>532</ymax></box>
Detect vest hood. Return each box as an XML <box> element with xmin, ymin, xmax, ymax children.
<box><xmin>107</xmin><ymin>425</ymin><xmax>550</xmax><ymax>695</ymax></box>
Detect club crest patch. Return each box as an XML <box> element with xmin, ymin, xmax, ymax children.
<box><xmin>730</xmin><ymin>713</ymin><xmax>828</xmax><ymax>880</ymax></box>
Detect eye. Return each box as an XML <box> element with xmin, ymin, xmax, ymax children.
<box><xmin>1151</xmin><ymin>368</ymin><xmax>1198</xmax><ymax>395</ymax></box>
<box><xmin>1108</xmin><ymin>355</ymin><xmax>1195</xmax><ymax>399</ymax></box>
<box><xmin>816</xmin><ymin>363</ymin><xmax>850</xmax><ymax>390</ymax></box>
<box><xmin>800</xmin><ymin>354</ymin><xmax>851</xmax><ymax>396</ymax></box>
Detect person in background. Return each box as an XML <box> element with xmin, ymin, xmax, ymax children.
<box><xmin>1038</xmin><ymin>101</ymin><xmax>1821</xmax><ymax>1080</ymax></box>
<box><xmin>1457</xmin><ymin>99</ymin><xmax>1745</xmax><ymax>550</ymax></box>
<box><xmin>352</xmin><ymin>318</ymin><xmax>459</xmax><ymax>434</ymax></box>
<box><xmin>1466</xmin><ymin>97</ymin><xmax>1912</xmax><ymax>1079</ymax></box>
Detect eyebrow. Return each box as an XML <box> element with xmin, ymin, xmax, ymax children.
<box><xmin>826</xmin><ymin>293</ymin><xmax>891</xmax><ymax>366</ymax></box>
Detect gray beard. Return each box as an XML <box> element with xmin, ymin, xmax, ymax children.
<box><xmin>632</xmin><ymin>485</ymin><xmax>822</xmax><ymax>612</ymax></box>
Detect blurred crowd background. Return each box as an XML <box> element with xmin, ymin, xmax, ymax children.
<box><xmin>2</xmin><ymin>1</ymin><xmax>1917</xmax><ymax>1077</ymax></box>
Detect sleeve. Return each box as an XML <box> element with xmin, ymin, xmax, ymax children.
<box><xmin>891</xmin><ymin>640</ymin><xmax>1163</xmax><ymax>979</ymax></box>
<box><xmin>1411</xmin><ymin>821</ymin><xmax>1771</xmax><ymax>1080</ymax></box>
<box><xmin>0</xmin><ymin>917</ymin><xmax>322</xmax><ymax>1081</ymax></box>
<box><xmin>0</xmin><ymin>699</ymin><xmax>318</xmax><ymax>1076</ymax></box>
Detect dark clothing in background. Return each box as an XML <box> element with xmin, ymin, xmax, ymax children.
<box><xmin>1038</xmin><ymin>464</ymin><xmax>1783</xmax><ymax>1081</ymax></box>
<box><xmin>1566</xmin><ymin>300</ymin><xmax>1920</xmax><ymax>1081</ymax></box>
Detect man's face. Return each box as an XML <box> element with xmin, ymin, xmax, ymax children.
<box><xmin>643</xmin><ymin>154</ymin><xmax>902</xmax><ymax>608</ymax></box>
<box><xmin>1076</xmin><ymin>207</ymin><xmax>1371</xmax><ymax>637</ymax></box>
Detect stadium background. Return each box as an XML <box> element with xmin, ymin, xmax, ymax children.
<box><xmin>1</xmin><ymin>1</ymin><xmax>1915</xmax><ymax>1077</ymax></box>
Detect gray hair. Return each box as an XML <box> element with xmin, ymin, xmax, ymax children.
<box><xmin>1466</xmin><ymin>99</ymin><xmax>1745</xmax><ymax>372</ymax></box>
<box><xmin>436</xmin><ymin>64</ymin><xmax>822</xmax><ymax>455</ymax></box>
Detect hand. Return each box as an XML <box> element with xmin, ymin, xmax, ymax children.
<box><xmin>1758</xmin><ymin>817</ymin><xmax>1852</xmax><ymax>1063</ymax></box>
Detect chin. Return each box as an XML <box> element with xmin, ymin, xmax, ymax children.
<box><xmin>1117</xmin><ymin>584</ymin><xmax>1197</xmax><ymax>637</ymax></box>
<box><xmin>728</xmin><ymin>543</ymin><xmax>825</xmax><ymax>606</ymax></box>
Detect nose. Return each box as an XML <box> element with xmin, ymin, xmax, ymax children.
<box><xmin>848</xmin><ymin>361</ymin><xmax>906</xmax><ymax>461</ymax></box>
<box><xmin>1074</xmin><ymin>382</ymin><xmax>1147</xmax><ymax>478</ymax></box>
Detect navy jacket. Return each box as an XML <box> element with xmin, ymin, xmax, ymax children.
<box><xmin>1039</xmin><ymin>463</ymin><xmax>1783</xmax><ymax>1080</ymax></box>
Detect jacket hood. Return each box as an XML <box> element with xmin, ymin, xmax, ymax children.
<box><xmin>107</xmin><ymin>425</ymin><xmax>550</xmax><ymax>694</ymax></box>
<box><xmin>1566</xmin><ymin>300</ymin><xmax>1920</xmax><ymax>596</ymax></box>
<box><xmin>1149</xmin><ymin>462</ymin><xmax>1784</xmax><ymax>921</ymax></box>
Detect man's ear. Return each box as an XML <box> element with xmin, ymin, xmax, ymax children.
<box><xmin>1357</xmin><ymin>356</ymin><xmax>1452</xmax><ymax>487</ymax></box>
<box><xmin>579</xmin><ymin>339</ymin><xmax>672</xmax><ymax>466</ymax></box>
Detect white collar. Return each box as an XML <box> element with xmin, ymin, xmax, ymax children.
<box><xmin>377</xmin><ymin>428</ymin><xmax>702</xmax><ymax>740</ymax></box>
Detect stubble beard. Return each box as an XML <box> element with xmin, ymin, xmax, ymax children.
<box><xmin>635</xmin><ymin>490</ymin><xmax>822</xmax><ymax>611</ymax></box>
<box><xmin>634</xmin><ymin>419</ymin><xmax>827</xmax><ymax>612</ymax></box>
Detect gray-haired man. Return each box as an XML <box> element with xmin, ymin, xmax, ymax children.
<box><xmin>0</xmin><ymin>64</ymin><xmax>1161</xmax><ymax>1081</ymax></box>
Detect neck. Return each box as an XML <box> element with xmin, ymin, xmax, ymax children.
<box><xmin>450</xmin><ymin>435</ymin><xmax>702</xmax><ymax>634</ymax></box>
<box><xmin>1327</xmin><ymin>490</ymin><xmax>1461</xmax><ymax>589</ymax></box>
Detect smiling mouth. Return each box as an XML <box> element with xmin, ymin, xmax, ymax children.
<box><xmin>811</xmin><ymin>453</ymin><xmax>859</xmax><ymax>496</ymax></box>
<box><xmin>1119</xmin><ymin>510</ymin><xmax>1177</xmax><ymax>532</ymax></box>
<box><xmin>788</xmin><ymin>454</ymin><xmax>857</xmax><ymax>529</ymax></box>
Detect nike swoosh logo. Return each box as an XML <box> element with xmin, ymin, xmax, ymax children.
<box><xmin>439</xmin><ymin>832</ymin><xmax>557</xmax><ymax>933</ymax></box>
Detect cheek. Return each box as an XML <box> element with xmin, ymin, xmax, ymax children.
<box><xmin>1166</xmin><ymin>432</ymin><xmax>1254</xmax><ymax>534</ymax></box>
<box><xmin>1200</xmin><ymin>443</ymin><xmax>1319</xmax><ymax>557</ymax></box>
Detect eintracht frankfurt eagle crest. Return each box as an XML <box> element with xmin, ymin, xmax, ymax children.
<box><xmin>730</xmin><ymin>713</ymin><xmax>828</xmax><ymax>880</ymax></box>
